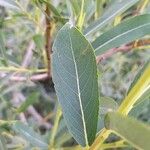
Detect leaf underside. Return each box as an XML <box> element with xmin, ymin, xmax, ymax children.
<box><xmin>52</xmin><ymin>24</ymin><xmax>99</xmax><ymax>147</ymax></box>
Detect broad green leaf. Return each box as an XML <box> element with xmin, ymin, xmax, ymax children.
<box><xmin>105</xmin><ymin>112</ymin><xmax>150</xmax><ymax>150</ymax></box>
<box><xmin>127</xmin><ymin>60</ymin><xmax>150</xmax><ymax>94</ymax></box>
<box><xmin>92</xmin><ymin>14</ymin><xmax>150</xmax><ymax>56</ymax></box>
<box><xmin>17</xmin><ymin>92</ymin><xmax>39</xmax><ymax>113</ymax></box>
<box><xmin>12</xmin><ymin>122</ymin><xmax>48</xmax><ymax>148</ymax></box>
<box><xmin>99</xmin><ymin>97</ymin><xmax>118</xmax><ymax>115</ymax></box>
<box><xmin>0</xmin><ymin>0</ymin><xmax>20</xmax><ymax>10</ymax></box>
<box><xmin>84</xmin><ymin>0</ymin><xmax>139</xmax><ymax>36</ymax></box>
<box><xmin>52</xmin><ymin>23</ymin><xmax>99</xmax><ymax>146</ymax></box>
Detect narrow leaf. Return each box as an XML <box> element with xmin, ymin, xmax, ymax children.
<box><xmin>17</xmin><ymin>92</ymin><xmax>39</xmax><ymax>113</ymax></box>
<box><xmin>129</xmin><ymin>99</ymin><xmax>150</xmax><ymax>117</ymax></box>
<box><xmin>12</xmin><ymin>122</ymin><xmax>48</xmax><ymax>148</ymax></box>
<box><xmin>33</xmin><ymin>34</ymin><xmax>45</xmax><ymax>51</ymax></box>
<box><xmin>84</xmin><ymin>0</ymin><xmax>139</xmax><ymax>36</ymax></box>
<box><xmin>52</xmin><ymin>23</ymin><xmax>99</xmax><ymax>146</ymax></box>
<box><xmin>127</xmin><ymin>60</ymin><xmax>150</xmax><ymax>94</ymax></box>
<box><xmin>92</xmin><ymin>14</ymin><xmax>150</xmax><ymax>56</ymax></box>
<box><xmin>118</xmin><ymin>62</ymin><xmax>150</xmax><ymax>115</ymax></box>
<box><xmin>105</xmin><ymin>112</ymin><xmax>150</xmax><ymax>150</ymax></box>
<box><xmin>135</xmin><ymin>86</ymin><xmax>150</xmax><ymax>105</ymax></box>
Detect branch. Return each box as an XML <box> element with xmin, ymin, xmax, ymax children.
<box><xmin>96</xmin><ymin>39</ymin><xmax>150</xmax><ymax>63</ymax></box>
<box><xmin>45</xmin><ymin>5</ymin><xmax>52</xmax><ymax>78</ymax></box>
<box><xmin>10</xmin><ymin>73</ymin><xmax>48</xmax><ymax>82</ymax></box>
<box><xmin>96</xmin><ymin>45</ymin><xmax>133</xmax><ymax>63</ymax></box>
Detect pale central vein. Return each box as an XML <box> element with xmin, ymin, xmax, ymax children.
<box><xmin>68</xmin><ymin>32</ymin><xmax>88</xmax><ymax>146</ymax></box>
<box><xmin>85</xmin><ymin>0</ymin><xmax>138</xmax><ymax>36</ymax></box>
<box><xmin>94</xmin><ymin>22</ymin><xmax>150</xmax><ymax>52</ymax></box>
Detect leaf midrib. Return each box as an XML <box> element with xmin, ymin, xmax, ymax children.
<box><xmin>18</xmin><ymin>127</ymin><xmax>48</xmax><ymax>147</ymax></box>
<box><xmin>94</xmin><ymin>22</ymin><xmax>150</xmax><ymax>53</ymax></box>
<box><xmin>85</xmin><ymin>0</ymin><xmax>138</xmax><ymax>36</ymax></box>
<box><xmin>68</xmin><ymin>31</ymin><xmax>88</xmax><ymax>146</ymax></box>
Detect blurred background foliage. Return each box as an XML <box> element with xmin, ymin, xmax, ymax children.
<box><xmin>0</xmin><ymin>0</ymin><xmax>150</xmax><ymax>149</ymax></box>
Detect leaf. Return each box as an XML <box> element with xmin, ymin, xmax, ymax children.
<box><xmin>129</xmin><ymin>99</ymin><xmax>150</xmax><ymax>117</ymax></box>
<box><xmin>84</xmin><ymin>0</ymin><xmax>140</xmax><ymax>36</ymax></box>
<box><xmin>12</xmin><ymin>122</ymin><xmax>48</xmax><ymax>148</ymax></box>
<box><xmin>93</xmin><ymin>16</ymin><xmax>150</xmax><ymax>56</ymax></box>
<box><xmin>36</xmin><ymin>0</ymin><xmax>67</xmax><ymax>24</ymax></box>
<box><xmin>99</xmin><ymin>97</ymin><xmax>118</xmax><ymax>115</ymax></box>
<box><xmin>105</xmin><ymin>112</ymin><xmax>150</xmax><ymax>150</ymax></box>
<box><xmin>92</xmin><ymin>14</ymin><xmax>150</xmax><ymax>56</ymax></box>
<box><xmin>0</xmin><ymin>30</ymin><xmax>8</xmax><ymax>66</ymax></box>
<box><xmin>118</xmin><ymin>62</ymin><xmax>150</xmax><ymax>115</ymax></box>
<box><xmin>33</xmin><ymin>34</ymin><xmax>45</xmax><ymax>51</ymax></box>
<box><xmin>17</xmin><ymin>92</ymin><xmax>39</xmax><ymax>113</ymax></box>
<box><xmin>135</xmin><ymin>86</ymin><xmax>150</xmax><ymax>105</ymax></box>
<box><xmin>0</xmin><ymin>0</ymin><xmax>20</xmax><ymax>10</ymax></box>
<box><xmin>52</xmin><ymin>23</ymin><xmax>99</xmax><ymax>146</ymax></box>
<box><xmin>127</xmin><ymin>60</ymin><xmax>150</xmax><ymax>94</ymax></box>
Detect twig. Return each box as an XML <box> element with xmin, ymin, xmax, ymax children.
<box><xmin>45</xmin><ymin>6</ymin><xmax>52</xmax><ymax>78</ymax></box>
<box><xmin>49</xmin><ymin>105</ymin><xmax>62</xmax><ymax>149</ymax></box>
<box><xmin>12</xmin><ymin>92</ymin><xmax>27</xmax><ymax>123</ymax></box>
<box><xmin>10</xmin><ymin>73</ymin><xmax>48</xmax><ymax>82</ymax></box>
<box><xmin>17</xmin><ymin>92</ymin><xmax>52</xmax><ymax>129</ymax></box>
<box><xmin>96</xmin><ymin>39</ymin><xmax>150</xmax><ymax>63</ymax></box>
<box><xmin>21</xmin><ymin>41</ymin><xmax>35</xmax><ymax>67</ymax></box>
<box><xmin>96</xmin><ymin>45</ymin><xmax>133</xmax><ymax>63</ymax></box>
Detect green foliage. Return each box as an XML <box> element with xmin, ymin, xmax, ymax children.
<box><xmin>12</xmin><ymin>122</ymin><xmax>48</xmax><ymax>148</ymax></box>
<box><xmin>92</xmin><ymin>14</ymin><xmax>150</xmax><ymax>55</ymax></box>
<box><xmin>105</xmin><ymin>112</ymin><xmax>150</xmax><ymax>150</ymax></box>
<box><xmin>52</xmin><ymin>24</ymin><xmax>99</xmax><ymax>146</ymax></box>
<box><xmin>84</xmin><ymin>0</ymin><xmax>140</xmax><ymax>36</ymax></box>
<box><xmin>16</xmin><ymin>92</ymin><xmax>39</xmax><ymax>113</ymax></box>
<box><xmin>0</xmin><ymin>0</ymin><xmax>150</xmax><ymax>149</ymax></box>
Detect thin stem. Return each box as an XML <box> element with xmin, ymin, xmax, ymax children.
<box><xmin>45</xmin><ymin>5</ymin><xmax>52</xmax><ymax>78</ymax></box>
<box><xmin>89</xmin><ymin>129</ymin><xmax>111</xmax><ymax>150</ymax></box>
<box><xmin>49</xmin><ymin>105</ymin><xmax>62</xmax><ymax>149</ymax></box>
<box><xmin>139</xmin><ymin>0</ymin><xmax>149</xmax><ymax>13</ymax></box>
<box><xmin>95</xmin><ymin>0</ymin><xmax>104</xmax><ymax>19</ymax></box>
<box><xmin>0</xmin><ymin>67</ymin><xmax>47</xmax><ymax>73</ymax></box>
<box><xmin>77</xmin><ymin>0</ymin><xmax>85</xmax><ymax>30</ymax></box>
